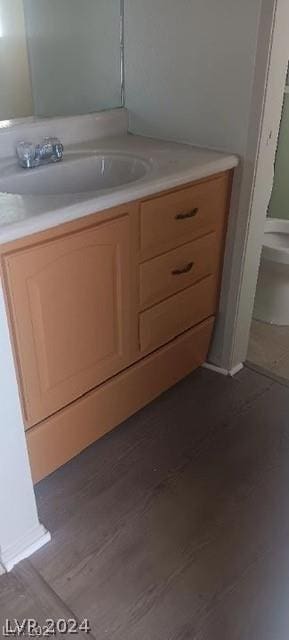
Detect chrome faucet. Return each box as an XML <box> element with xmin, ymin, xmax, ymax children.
<box><xmin>16</xmin><ymin>137</ymin><xmax>64</xmax><ymax>169</ymax></box>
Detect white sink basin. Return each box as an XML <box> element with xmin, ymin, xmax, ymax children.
<box><xmin>0</xmin><ymin>152</ymin><xmax>151</xmax><ymax>195</ymax></box>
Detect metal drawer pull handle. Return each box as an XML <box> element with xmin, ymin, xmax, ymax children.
<box><xmin>175</xmin><ymin>207</ymin><xmax>199</xmax><ymax>220</ymax></box>
<box><xmin>172</xmin><ymin>261</ymin><xmax>194</xmax><ymax>276</ymax></box>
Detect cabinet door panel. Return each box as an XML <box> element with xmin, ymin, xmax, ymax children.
<box><xmin>3</xmin><ymin>215</ymin><xmax>132</xmax><ymax>427</ymax></box>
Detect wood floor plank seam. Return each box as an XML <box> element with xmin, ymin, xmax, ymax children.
<box><xmin>15</xmin><ymin>368</ymin><xmax>289</xmax><ymax>640</ymax></box>
<box><xmin>106</xmin><ymin>452</ymin><xmax>284</xmax><ymax>638</ymax></box>
<box><xmin>191</xmin><ymin>543</ymin><xmax>288</xmax><ymax>640</ymax></box>
<box><xmin>43</xmin><ymin>386</ymin><xmax>273</xmax><ymax>587</ymax></box>
<box><xmin>78</xmin><ymin>402</ymin><xmax>285</xmax><ymax>637</ymax></box>
<box><xmin>136</xmin><ymin>381</ymin><xmax>277</xmax><ymax>512</ymax></box>
<box><xmin>15</xmin><ymin>560</ymin><xmax>97</xmax><ymax>640</ymax></box>
<box><xmin>31</xmin><ymin>372</ymin><xmax>277</xmax><ymax>580</ymax></box>
<box><xmin>34</xmin><ymin>368</ymin><xmax>274</xmax><ymax>517</ymax></box>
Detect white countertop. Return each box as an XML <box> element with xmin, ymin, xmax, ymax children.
<box><xmin>0</xmin><ymin>133</ymin><xmax>238</xmax><ymax>245</ymax></box>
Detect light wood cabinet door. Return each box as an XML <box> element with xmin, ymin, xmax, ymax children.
<box><xmin>3</xmin><ymin>215</ymin><xmax>132</xmax><ymax>427</ymax></box>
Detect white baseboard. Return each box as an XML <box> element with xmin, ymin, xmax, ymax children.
<box><xmin>203</xmin><ymin>362</ymin><xmax>244</xmax><ymax>377</ymax></box>
<box><xmin>0</xmin><ymin>524</ymin><xmax>51</xmax><ymax>573</ymax></box>
<box><xmin>229</xmin><ymin>363</ymin><xmax>244</xmax><ymax>377</ymax></box>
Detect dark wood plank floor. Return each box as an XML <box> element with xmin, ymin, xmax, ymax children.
<box><xmin>2</xmin><ymin>366</ymin><xmax>289</xmax><ymax>639</ymax></box>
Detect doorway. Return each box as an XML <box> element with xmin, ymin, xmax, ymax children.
<box><xmin>247</xmin><ymin>66</ymin><xmax>289</xmax><ymax>384</ymax></box>
<box><xmin>217</xmin><ymin>0</ymin><xmax>289</xmax><ymax>375</ymax></box>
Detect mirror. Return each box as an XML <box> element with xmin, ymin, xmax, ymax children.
<box><xmin>0</xmin><ymin>0</ymin><xmax>122</xmax><ymax>121</ymax></box>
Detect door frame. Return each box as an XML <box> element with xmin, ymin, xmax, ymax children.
<box><xmin>210</xmin><ymin>0</ymin><xmax>289</xmax><ymax>371</ymax></box>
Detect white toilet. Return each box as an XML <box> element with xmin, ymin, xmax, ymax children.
<box><xmin>254</xmin><ymin>218</ymin><xmax>289</xmax><ymax>325</ymax></box>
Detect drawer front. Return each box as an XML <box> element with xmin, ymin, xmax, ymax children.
<box><xmin>140</xmin><ymin>232</ymin><xmax>218</xmax><ymax>309</ymax></box>
<box><xmin>140</xmin><ymin>173</ymin><xmax>230</xmax><ymax>258</ymax></box>
<box><xmin>139</xmin><ymin>274</ymin><xmax>218</xmax><ymax>353</ymax></box>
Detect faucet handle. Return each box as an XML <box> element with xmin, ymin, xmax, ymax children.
<box><xmin>16</xmin><ymin>137</ymin><xmax>64</xmax><ymax>168</ymax></box>
<box><xmin>16</xmin><ymin>141</ymin><xmax>38</xmax><ymax>169</ymax></box>
<box><xmin>42</xmin><ymin>137</ymin><xmax>64</xmax><ymax>161</ymax></box>
<box><xmin>53</xmin><ymin>139</ymin><xmax>64</xmax><ymax>160</ymax></box>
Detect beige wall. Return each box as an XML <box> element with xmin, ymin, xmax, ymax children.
<box><xmin>0</xmin><ymin>0</ymin><xmax>33</xmax><ymax>120</ymax></box>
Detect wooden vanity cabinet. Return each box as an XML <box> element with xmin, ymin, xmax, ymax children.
<box><xmin>0</xmin><ymin>170</ymin><xmax>233</xmax><ymax>482</ymax></box>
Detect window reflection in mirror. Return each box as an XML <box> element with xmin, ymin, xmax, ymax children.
<box><xmin>0</xmin><ymin>0</ymin><xmax>122</xmax><ymax>122</ymax></box>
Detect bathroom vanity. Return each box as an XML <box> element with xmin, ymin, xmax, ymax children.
<box><xmin>0</xmin><ymin>110</ymin><xmax>238</xmax><ymax>483</ymax></box>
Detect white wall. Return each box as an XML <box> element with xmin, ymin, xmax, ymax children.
<box><xmin>125</xmin><ymin>0</ymin><xmax>262</xmax><ymax>155</ymax></box>
<box><xmin>229</xmin><ymin>0</ymin><xmax>289</xmax><ymax>368</ymax></box>
<box><xmin>124</xmin><ymin>0</ymin><xmax>265</xmax><ymax>368</ymax></box>
<box><xmin>0</xmin><ymin>285</ymin><xmax>50</xmax><ymax>572</ymax></box>
<box><xmin>0</xmin><ymin>0</ymin><xmax>33</xmax><ymax>120</ymax></box>
<box><xmin>23</xmin><ymin>0</ymin><xmax>122</xmax><ymax>117</ymax></box>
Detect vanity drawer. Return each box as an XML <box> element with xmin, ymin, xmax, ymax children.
<box><xmin>140</xmin><ymin>232</ymin><xmax>218</xmax><ymax>309</ymax></box>
<box><xmin>139</xmin><ymin>273</ymin><xmax>218</xmax><ymax>353</ymax></box>
<box><xmin>140</xmin><ymin>173</ymin><xmax>230</xmax><ymax>258</ymax></box>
